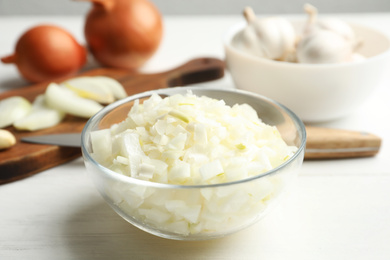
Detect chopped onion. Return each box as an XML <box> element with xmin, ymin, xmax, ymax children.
<box><xmin>93</xmin><ymin>92</ymin><xmax>297</xmax><ymax>184</ymax></box>
<box><xmin>199</xmin><ymin>160</ymin><xmax>224</xmax><ymax>181</ymax></box>
<box><xmin>91</xmin><ymin>91</ymin><xmax>298</xmax><ymax>236</ymax></box>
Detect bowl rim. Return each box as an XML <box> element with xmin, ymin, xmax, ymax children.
<box><xmin>81</xmin><ymin>86</ymin><xmax>306</xmax><ymax>189</ymax></box>
<box><xmin>223</xmin><ymin>20</ymin><xmax>390</xmax><ymax>69</ymax></box>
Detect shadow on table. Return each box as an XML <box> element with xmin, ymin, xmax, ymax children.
<box><xmin>62</xmin><ymin>197</ymin><xmax>253</xmax><ymax>260</ymax></box>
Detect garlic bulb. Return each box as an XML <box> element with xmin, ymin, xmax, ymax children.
<box><xmin>297</xmin><ymin>4</ymin><xmax>363</xmax><ymax>64</ymax></box>
<box><xmin>238</xmin><ymin>7</ymin><xmax>296</xmax><ymax>61</ymax></box>
<box><xmin>297</xmin><ymin>30</ymin><xmax>354</xmax><ymax>64</ymax></box>
<box><xmin>301</xmin><ymin>4</ymin><xmax>354</xmax><ymax>40</ymax></box>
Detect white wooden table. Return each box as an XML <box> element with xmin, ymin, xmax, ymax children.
<box><xmin>1</xmin><ymin>14</ymin><xmax>390</xmax><ymax>260</ymax></box>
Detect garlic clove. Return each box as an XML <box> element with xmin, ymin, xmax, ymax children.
<box><xmin>0</xmin><ymin>96</ymin><xmax>32</xmax><ymax>128</ymax></box>
<box><xmin>297</xmin><ymin>30</ymin><xmax>353</xmax><ymax>64</ymax></box>
<box><xmin>0</xmin><ymin>129</ymin><xmax>16</xmax><ymax>150</ymax></box>
<box><xmin>62</xmin><ymin>76</ymin><xmax>115</xmax><ymax>104</ymax></box>
<box><xmin>13</xmin><ymin>95</ymin><xmax>65</xmax><ymax>131</ymax></box>
<box><xmin>45</xmin><ymin>82</ymin><xmax>103</xmax><ymax>118</ymax></box>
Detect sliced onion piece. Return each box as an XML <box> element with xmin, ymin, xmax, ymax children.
<box><xmin>13</xmin><ymin>95</ymin><xmax>65</xmax><ymax>131</ymax></box>
<box><xmin>93</xmin><ymin>76</ymin><xmax>127</xmax><ymax>100</ymax></box>
<box><xmin>0</xmin><ymin>96</ymin><xmax>32</xmax><ymax>128</ymax></box>
<box><xmin>45</xmin><ymin>82</ymin><xmax>103</xmax><ymax>118</ymax></box>
<box><xmin>62</xmin><ymin>76</ymin><xmax>115</xmax><ymax>104</ymax></box>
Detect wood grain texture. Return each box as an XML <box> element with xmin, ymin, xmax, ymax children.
<box><xmin>0</xmin><ymin>57</ymin><xmax>225</xmax><ymax>184</ymax></box>
<box><xmin>305</xmin><ymin>126</ymin><xmax>382</xmax><ymax>159</ymax></box>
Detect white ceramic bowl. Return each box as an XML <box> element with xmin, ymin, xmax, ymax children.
<box><xmin>224</xmin><ymin>21</ymin><xmax>390</xmax><ymax>122</ymax></box>
<box><xmin>81</xmin><ymin>87</ymin><xmax>306</xmax><ymax>240</ymax></box>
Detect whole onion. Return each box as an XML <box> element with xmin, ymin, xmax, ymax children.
<box><xmin>84</xmin><ymin>0</ymin><xmax>163</xmax><ymax>69</ymax></box>
<box><xmin>1</xmin><ymin>25</ymin><xmax>87</xmax><ymax>83</ymax></box>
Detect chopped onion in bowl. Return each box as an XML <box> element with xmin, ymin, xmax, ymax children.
<box><xmin>88</xmin><ymin>91</ymin><xmax>300</xmax><ymax>237</ymax></box>
<box><xmin>91</xmin><ymin>91</ymin><xmax>297</xmax><ymax>185</ymax></box>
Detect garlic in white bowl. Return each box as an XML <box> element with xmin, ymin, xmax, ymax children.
<box><xmin>225</xmin><ymin>4</ymin><xmax>390</xmax><ymax>122</ymax></box>
<box><xmin>296</xmin><ymin>30</ymin><xmax>355</xmax><ymax>64</ymax></box>
<box><xmin>296</xmin><ymin>4</ymin><xmax>364</xmax><ymax>64</ymax></box>
<box><xmin>235</xmin><ymin>6</ymin><xmax>296</xmax><ymax>61</ymax></box>
<box><xmin>233</xmin><ymin>4</ymin><xmax>366</xmax><ymax>65</ymax></box>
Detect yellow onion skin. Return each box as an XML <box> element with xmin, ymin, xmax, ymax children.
<box><xmin>84</xmin><ymin>0</ymin><xmax>163</xmax><ymax>70</ymax></box>
<box><xmin>1</xmin><ymin>25</ymin><xmax>87</xmax><ymax>83</ymax></box>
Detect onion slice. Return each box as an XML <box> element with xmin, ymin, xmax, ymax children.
<box><xmin>44</xmin><ymin>83</ymin><xmax>103</xmax><ymax>118</ymax></box>
<box><xmin>13</xmin><ymin>95</ymin><xmax>65</xmax><ymax>131</ymax></box>
<box><xmin>61</xmin><ymin>76</ymin><xmax>127</xmax><ymax>103</ymax></box>
<box><xmin>93</xmin><ymin>76</ymin><xmax>128</xmax><ymax>100</ymax></box>
<box><xmin>0</xmin><ymin>96</ymin><xmax>32</xmax><ymax>128</ymax></box>
<box><xmin>62</xmin><ymin>76</ymin><xmax>115</xmax><ymax>104</ymax></box>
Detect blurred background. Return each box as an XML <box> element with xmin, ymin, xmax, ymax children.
<box><xmin>1</xmin><ymin>0</ymin><xmax>390</xmax><ymax>15</ymax></box>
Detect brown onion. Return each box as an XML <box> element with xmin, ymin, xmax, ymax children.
<box><xmin>1</xmin><ymin>25</ymin><xmax>87</xmax><ymax>83</ymax></box>
<box><xmin>84</xmin><ymin>0</ymin><xmax>163</xmax><ymax>69</ymax></box>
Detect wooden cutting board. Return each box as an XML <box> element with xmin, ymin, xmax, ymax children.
<box><xmin>0</xmin><ymin>57</ymin><xmax>225</xmax><ymax>184</ymax></box>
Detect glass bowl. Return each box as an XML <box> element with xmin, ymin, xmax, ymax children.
<box><xmin>81</xmin><ymin>86</ymin><xmax>306</xmax><ymax>240</ymax></box>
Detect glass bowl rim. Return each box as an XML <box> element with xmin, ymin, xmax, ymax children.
<box><xmin>81</xmin><ymin>86</ymin><xmax>306</xmax><ymax>189</ymax></box>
